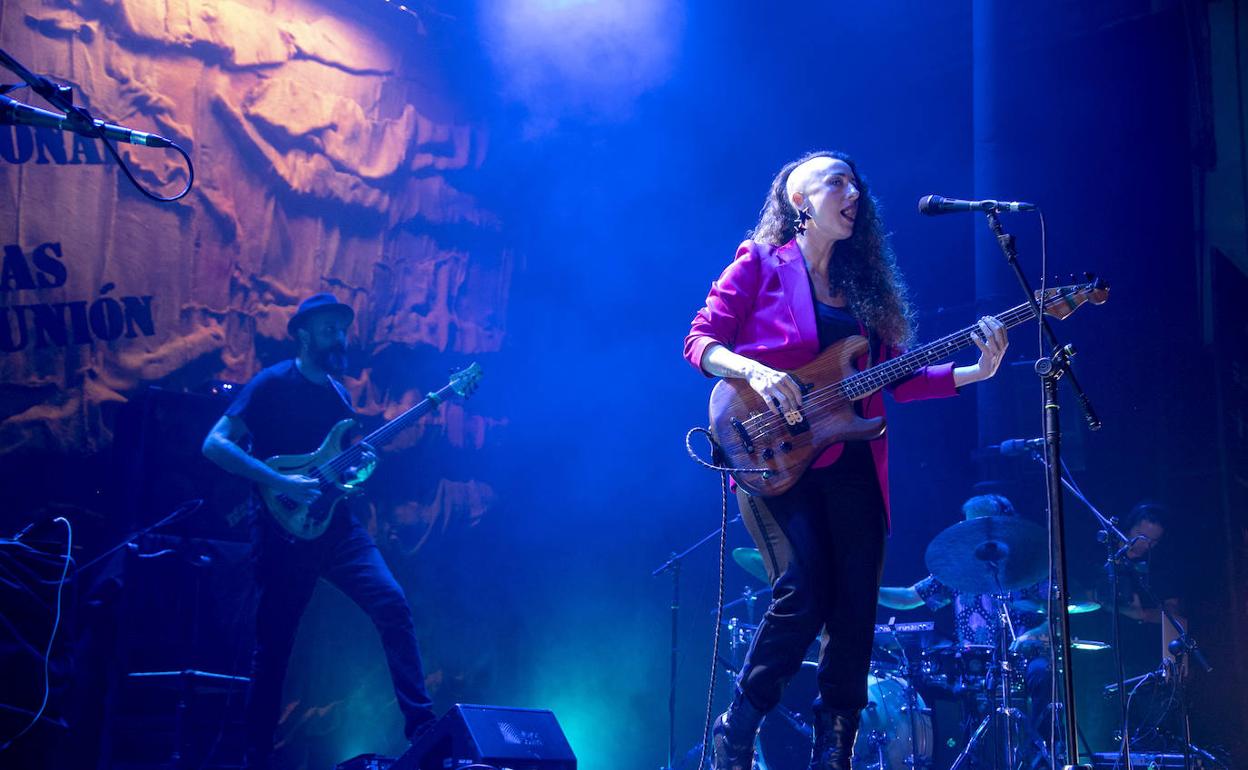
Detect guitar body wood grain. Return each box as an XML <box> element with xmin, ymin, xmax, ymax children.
<box><xmin>709</xmin><ymin>335</ymin><xmax>885</xmax><ymax>498</ymax></box>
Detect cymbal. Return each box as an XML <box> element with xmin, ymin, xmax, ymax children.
<box><xmin>1021</xmin><ymin>598</ymin><xmax>1101</xmax><ymax>615</ymax></box>
<box><xmin>732</xmin><ymin>547</ymin><xmax>770</xmax><ymax>584</ymax></box>
<box><xmin>1071</xmin><ymin>638</ymin><xmax>1111</xmax><ymax>651</ymax></box>
<box><xmin>1008</xmin><ymin>594</ymin><xmax>1098</xmax><ymax>611</ymax></box>
<box><xmin>925</xmin><ymin>516</ymin><xmax>1047</xmax><ymax>595</ymax></box>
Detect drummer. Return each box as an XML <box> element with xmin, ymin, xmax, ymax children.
<box><xmin>878</xmin><ymin>495</ymin><xmax>1046</xmax><ymax>645</ymax></box>
<box><xmin>878</xmin><ymin>494</ymin><xmax>1052</xmax><ymax>761</ymax></box>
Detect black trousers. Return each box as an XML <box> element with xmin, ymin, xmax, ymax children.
<box><xmin>735</xmin><ymin>444</ymin><xmax>888</xmax><ymax>713</ymax></box>
<box><xmin>243</xmin><ymin>512</ymin><xmax>435</xmax><ymax>768</ymax></box>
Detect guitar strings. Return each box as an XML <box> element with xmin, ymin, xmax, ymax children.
<box><xmin>737</xmin><ymin>298</ymin><xmax>1043</xmax><ymax>440</ymax></box>
<box><xmin>314</xmin><ymin>364</ymin><xmax>480</xmax><ymax>482</ymax></box>
<box><xmin>309</xmin><ymin>385</ymin><xmax>455</xmax><ymax>484</ymax></box>
<box><xmin>741</xmin><ymin>307</ymin><xmax>1028</xmax><ymax>437</ymax></box>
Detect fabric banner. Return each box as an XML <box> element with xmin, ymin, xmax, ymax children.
<box><xmin>0</xmin><ymin>0</ymin><xmax>506</xmax><ymax>537</ymax></box>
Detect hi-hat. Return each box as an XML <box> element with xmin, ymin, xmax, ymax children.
<box><xmin>925</xmin><ymin>516</ymin><xmax>1047</xmax><ymax>595</ymax></box>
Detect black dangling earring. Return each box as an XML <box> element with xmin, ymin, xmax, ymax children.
<box><xmin>795</xmin><ymin>205</ymin><xmax>812</xmax><ymax>235</ymax></box>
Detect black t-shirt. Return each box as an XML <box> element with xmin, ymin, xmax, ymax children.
<box><xmin>813</xmin><ymin>299</ymin><xmax>861</xmax><ymax>350</ymax></box>
<box><xmin>812</xmin><ymin>297</ymin><xmax>876</xmax><ymax>476</ymax></box>
<box><xmin>225</xmin><ymin>359</ymin><xmax>356</xmax><ymax>460</ymax></box>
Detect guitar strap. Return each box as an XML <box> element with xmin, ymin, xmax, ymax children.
<box><xmin>327</xmin><ymin>376</ymin><xmax>355</xmax><ymax>413</ymax></box>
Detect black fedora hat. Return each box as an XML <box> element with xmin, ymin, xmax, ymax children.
<box><xmin>287</xmin><ymin>293</ymin><xmax>354</xmax><ymax>336</ymax></box>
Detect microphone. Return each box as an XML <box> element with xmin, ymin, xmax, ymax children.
<box><xmin>918</xmin><ymin>194</ymin><xmax>1037</xmax><ymax>215</ymax></box>
<box><xmin>0</xmin><ymin>94</ymin><xmax>173</xmax><ymax>148</ymax></box>
<box><xmin>987</xmin><ymin>437</ymin><xmax>1044</xmax><ymax>456</ymax></box>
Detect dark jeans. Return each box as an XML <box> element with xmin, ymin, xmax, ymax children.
<box><xmin>735</xmin><ymin>445</ymin><xmax>888</xmax><ymax>713</ymax></box>
<box><xmin>244</xmin><ymin>512</ymin><xmax>435</xmax><ymax>768</ymax></box>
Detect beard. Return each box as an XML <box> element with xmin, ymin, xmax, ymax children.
<box><xmin>311</xmin><ymin>342</ymin><xmax>348</xmax><ymax>375</ymax></box>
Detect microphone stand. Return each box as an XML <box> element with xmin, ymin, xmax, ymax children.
<box><xmin>652</xmin><ymin>513</ymin><xmax>743</xmax><ymax>770</ymax></box>
<box><xmin>0</xmin><ymin>46</ymin><xmax>90</xmax><ymax>130</ymax></box>
<box><xmin>1023</xmin><ymin>453</ymin><xmax>1224</xmax><ymax>770</ymax></box>
<box><xmin>983</xmin><ymin>208</ymin><xmax>1100</xmax><ymax>770</ymax></box>
<box><xmin>0</xmin><ymin>46</ymin><xmax>193</xmax><ymax>200</ymax></box>
<box><xmin>1030</xmin><ymin>456</ymin><xmax>1137</xmax><ymax>769</ymax></box>
<box><xmin>75</xmin><ymin>499</ymin><xmax>203</xmax><ymax>575</ymax></box>
<box><xmin>1146</xmin><ymin>574</ymin><xmax>1214</xmax><ymax>770</ymax></box>
<box><xmin>1105</xmin><ymin>532</ymin><xmax>1131</xmax><ymax>767</ymax></box>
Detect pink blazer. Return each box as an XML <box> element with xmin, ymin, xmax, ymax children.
<box><xmin>684</xmin><ymin>239</ymin><xmax>959</xmax><ymax>524</ymax></box>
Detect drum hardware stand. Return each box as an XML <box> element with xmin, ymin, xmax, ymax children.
<box><xmin>881</xmin><ymin>621</ymin><xmax>929</xmax><ymax>770</ymax></box>
<box><xmin>864</xmin><ymin>727</ymin><xmax>891</xmax><ymax>770</ymax></box>
<box><xmin>995</xmin><ymin>594</ymin><xmax>1021</xmax><ymax>769</ymax></box>
<box><xmin>947</xmin><ymin>596</ymin><xmax>1027</xmax><ymax>770</ymax></box>
<box><xmin>1165</xmin><ymin>614</ymin><xmax>1212</xmax><ymax>770</ymax></box>
<box><xmin>652</xmin><ymin>513</ymin><xmax>743</xmax><ymax>770</ymax></box>
<box><xmin>1143</xmin><ymin>580</ymin><xmax>1214</xmax><ymax>770</ymax></box>
<box><xmin>948</xmin><ymin>678</ymin><xmax>1028</xmax><ymax>770</ymax></box>
<box><xmin>983</xmin><ymin>208</ymin><xmax>1100</xmax><ymax>770</ymax></box>
<box><xmin>1166</xmin><ymin>639</ymin><xmax>1223</xmax><ymax>770</ymax></box>
<box><xmin>724</xmin><ymin>587</ymin><xmax>761</xmax><ymax>669</ymax></box>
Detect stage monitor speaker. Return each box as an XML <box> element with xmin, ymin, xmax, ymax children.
<box><xmin>334</xmin><ymin>753</ymin><xmax>396</xmax><ymax>770</ymax></box>
<box><xmin>395</xmin><ymin>703</ymin><xmax>576</xmax><ymax>770</ymax></box>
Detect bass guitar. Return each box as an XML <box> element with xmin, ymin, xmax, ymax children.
<box><xmin>708</xmin><ymin>278</ymin><xmax>1108</xmax><ymax>497</ymax></box>
<box><xmin>259</xmin><ymin>363</ymin><xmax>482</xmax><ymax>540</ymax></box>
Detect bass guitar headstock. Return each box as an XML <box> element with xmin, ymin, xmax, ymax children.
<box><xmin>1037</xmin><ymin>273</ymin><xmax>1110</xmax><ymax>320</ymax></box>
<box><xmin>450</xmin><ymin>362</ymin><xmax>483</xmax><ymax>399</ymax></box>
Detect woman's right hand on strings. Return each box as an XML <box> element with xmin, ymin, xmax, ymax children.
<box><xmin>746</xmin><ymin>363</ymin><xmax>803</xmax><ymax>416</ymax></box>
<box><xmin>699</xmin><ymin>344</ymin><xmax>803</xmax><ymax>416</ymax></box>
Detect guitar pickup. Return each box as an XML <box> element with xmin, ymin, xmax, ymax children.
<box><xmin>777</xmin><ymin>376</ymin><xmax>812</xmax><ymax>433</ymax></box>
<box><xmin>783</xmin><ymin>409</ymin><xmax>810</xmax><ymax>436</ymax></box>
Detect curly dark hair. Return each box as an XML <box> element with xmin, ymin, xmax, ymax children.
<box><xmin>750</xmin><ymin>150</ymin><xmax>914</xmax><ymax>348</ymax></box>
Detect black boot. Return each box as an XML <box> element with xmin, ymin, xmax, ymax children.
<box><xmin>808</xmin><ymin>708</ymin><xmax>860</xmax><ymax>770</ymax></box>
<box><xmin>710</xmin><ymin>690</ymin><xmax>766</xmax><ymax>770</ymax></box>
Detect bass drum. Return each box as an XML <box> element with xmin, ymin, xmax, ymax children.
<box><xmin>757</xmin><ymin>661</ymin><xmax>932</xmax><ymax>770</ymax></box>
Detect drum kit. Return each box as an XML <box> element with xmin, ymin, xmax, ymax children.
<box><xmin>722</xmin><ymin>516</ymin><xmax>1111</xmax><ymax>770</ymax></box>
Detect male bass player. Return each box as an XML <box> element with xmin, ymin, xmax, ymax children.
<box><xmin>202</xmin><ymin>293</ymin><xmax>435</xmax><ymax>770</ymax></box>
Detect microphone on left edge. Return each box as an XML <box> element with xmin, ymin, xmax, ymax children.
<box><xmin>0</xmin><ymin>94</ymin><xmax>173</xmax><ymax>148</ymax></box>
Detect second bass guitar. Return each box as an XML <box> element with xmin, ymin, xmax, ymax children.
<box><xmin>259</xmin><ymin>363</ymin><xmax>482</xmax><ymax>540</ymax></box>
